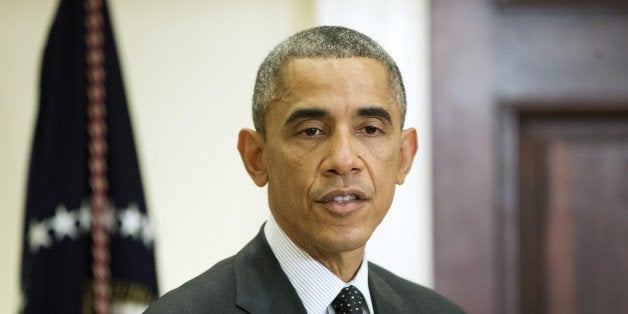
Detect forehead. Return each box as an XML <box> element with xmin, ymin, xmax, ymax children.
<box><xmin>271</xmin><ymin>57</ymin><xmax>398</xmax><ymax>117</ymax></box>
<box><xmin>279</xmin><ymin>57</ymin><xmax>390</xmax><ymax>91</ymax></box>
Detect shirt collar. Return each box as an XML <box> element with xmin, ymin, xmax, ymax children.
<box><xmin>265</xmin><ymin>216</ymin><xmax>373</xmax><ymax>314</ymax></box>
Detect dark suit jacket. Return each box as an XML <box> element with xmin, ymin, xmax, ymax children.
<box><xmin>145</xmin><ymin>226</ymin><xmax>464</xmax><ymax>313</ymax></box>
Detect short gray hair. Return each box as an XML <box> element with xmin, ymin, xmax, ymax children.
<box><xmin>252</xmin><ymin>26</ymin><xmax>407</xmax><ymax>137</ymax></box>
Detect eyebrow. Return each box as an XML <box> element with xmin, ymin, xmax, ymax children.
<box><xmin>357</xmin><ymin>106</ymin><xmax>392</xmax><ymax>124</ymax></box>
<box><xmin>283</xmin><ymin>106</ymin><xmax>393</xmax><ymax>126</ymax></box>
<box><xmin>285</xmin><ymin>108</ymin><xmax>329</xmax><ymax>125</ymax></box>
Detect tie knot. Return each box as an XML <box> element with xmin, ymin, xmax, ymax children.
<box><xmin>332</xmin><ymin>285</ymin><xmax>366</xmax><ymax>314</ymax></box>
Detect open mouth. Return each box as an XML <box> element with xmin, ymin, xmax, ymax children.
<box><xmin>318</xmin><ymin>189</ymin><xmax>369</xmax><ymax>205</ymax></box>
<box><xmin>332</xmin><ymin>195</ymin><xmax>358</xmax><ymax>203</ymax></box>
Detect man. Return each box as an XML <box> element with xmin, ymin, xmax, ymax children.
<box><xmin>146</xmin><ymin>26</ymin><xmax>463</xmax><ymax>313</ymax></box>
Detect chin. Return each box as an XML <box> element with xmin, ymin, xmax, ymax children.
<box><xmin>322</xmin><ymin>228</ymin><xmax>371</xmax><ymax>253</ymax></box>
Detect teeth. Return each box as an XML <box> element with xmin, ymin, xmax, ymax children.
<box><xmin>332</xmin><ymin>195</ymin><xmax>357</xmax><ymax>203</ymax></box>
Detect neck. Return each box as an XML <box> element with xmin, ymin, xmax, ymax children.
<box><xmin>313</xmin><ymin>248</ymin><xmax>365</xmax><ymax>282</ymax></box>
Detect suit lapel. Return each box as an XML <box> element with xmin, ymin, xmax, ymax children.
<box><xmin>369</xmin><ymin>265</ymin><xmax>405</xmax><ymax>314</ymax></box>
<box><xmin>233</xmin><ymin>226</ymin><xmax>409</xmax><ymax>313</ymax></box>
<box><xmin>233</xmin><ymin>226</ymin><xmax>307</xmax><ymax>313</ymax></box>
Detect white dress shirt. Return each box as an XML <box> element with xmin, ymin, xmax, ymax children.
<box><xmin>264</xmin><ymin>216</ymin><xmax>373</xmax><ymax>314</ymax></box>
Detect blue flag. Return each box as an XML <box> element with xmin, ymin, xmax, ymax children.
<box><xmin>20</xmin><ymin>0</ymin><xmax>159</xmax><ymax>312</ymax></box>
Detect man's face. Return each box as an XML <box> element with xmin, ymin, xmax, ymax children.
<box><xmin>254</xmin><ymin>57</ymin><xmax>416</xmax><ymax>259</ymax></box>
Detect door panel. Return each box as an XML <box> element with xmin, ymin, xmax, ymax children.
<box><xmin>519</xmin><ymin>111</ymin><xmax>628</xmax><ymax>313</ymax></box>
<box><xmin>431</xmin><ymin>1</ymin><xmax>628</xmax><ymax>313</ymax></box>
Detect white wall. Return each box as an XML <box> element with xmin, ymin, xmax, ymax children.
<box><xmin>0</xmin><ymin>1</ymin><xmax>430</xmax><ymax>312</ymax></box>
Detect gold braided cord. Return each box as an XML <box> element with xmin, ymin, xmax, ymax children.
<box><xmin>84</xmin><ymin>0</ymin><xmax>111</xmax><ymax>313</ymax></box>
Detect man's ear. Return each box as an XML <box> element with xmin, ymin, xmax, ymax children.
<box><xmin>237</xmin><ymin>128</ymin><xmax>268</xmax><ymax>187</ymax></box>
<box><xmin>397</xmin><ymin>128</ymin><xmax>418</xmax><ymax>185</ymax></box>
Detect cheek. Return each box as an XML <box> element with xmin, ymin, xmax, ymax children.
<box><xmin>265</xmin><ymin>145</ymin><xmax>316</xmax><ymax>190</ymax></box>
<box><xmin>365</xmin><ymin>144</ymin><xmax>401</xmax><ymax>202</ymax></box>
<box><xmin>366</xmin><ymin>142</ymin><xmax>401</xmax><ymax>176</ymax></box>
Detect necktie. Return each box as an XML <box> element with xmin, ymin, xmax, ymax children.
<box><xmin>332</xmin><ymin>285</ymin><xmax>366</xmax><ymax>314</ymax></box>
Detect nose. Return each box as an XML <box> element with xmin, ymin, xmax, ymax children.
<box><xmin>320</xmin><ymin>129</ymin><xmax>364</xmax><ymax>177</ymax></box>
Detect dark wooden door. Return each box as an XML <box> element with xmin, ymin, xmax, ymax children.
<box><xmin>517</xmin><ymin>108</ymin><xmax>628</xmax><ymax>313</ymax></box>
<box><xmin>431</xmin><ymin>1</ymin><xmax>628</xmax><ymax>313</ymax></box>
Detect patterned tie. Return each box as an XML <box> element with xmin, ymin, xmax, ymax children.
<box><xmin>332</xmin><ymin>285</ymin><xmax>366</xmax><ymax>314</ymax></box>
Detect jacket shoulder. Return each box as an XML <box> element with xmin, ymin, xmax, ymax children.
<box><xmin>144</xmin><ymin>256</ymin><xmax>243</xmax><ymax>313</ymax></box>
<box><xmin>368</xmin><ymin>262</ymin><xmax>465</xmax><ymax>313</ymax></box>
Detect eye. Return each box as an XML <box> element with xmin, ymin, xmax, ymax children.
<box><xmin>358</xmin><ymin>125</ymin><xmax>382</xmax><ymax>136</ymax></box>
<box><xmin>303</xmin><ymin>128</ymin><xmax>321</xmax><ymax>136</ymax></box>
<box><xmin>364</xmin><ymin>126</ymin><xmax>379</xmax><ymax>135</ymax></box>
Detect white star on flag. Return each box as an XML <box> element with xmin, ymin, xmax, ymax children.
<box><xmin>28</xmin><ymin>220</ymin><xmax>52</xmax><ymax>253</ymax></box>
<box><xmin>51</xmin><ymin>205</ymin><xmax>78</xmax><ymax>240</ymax></box>
<box><xmin>119</xmin><ymin>203</ymin><xmax>142</xmax><ymax>238</ymax></box>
